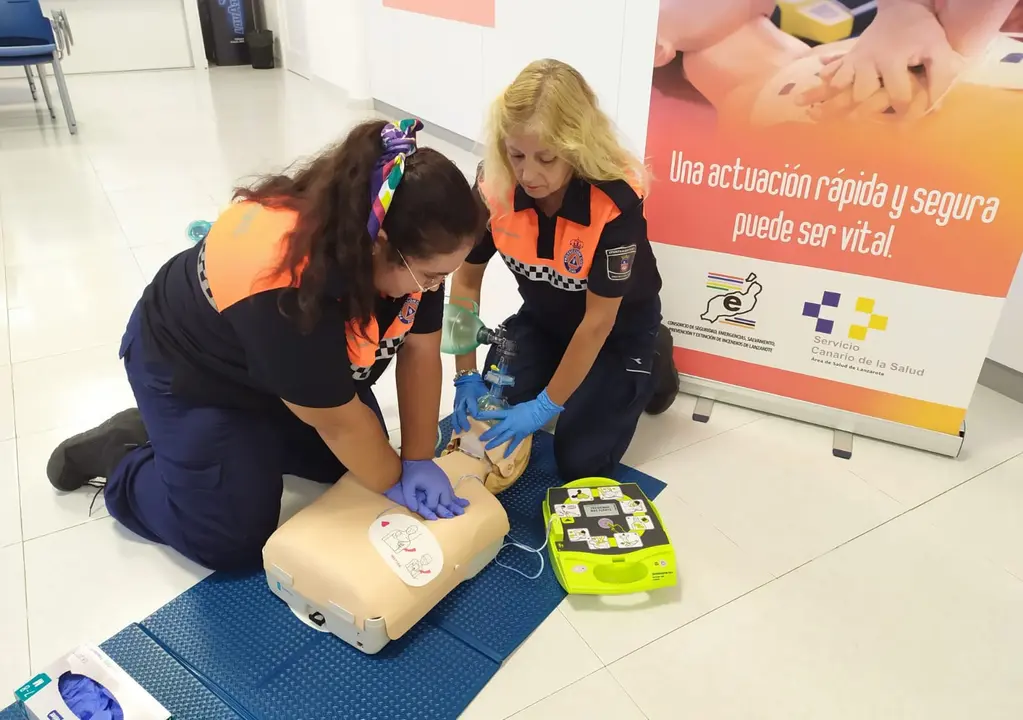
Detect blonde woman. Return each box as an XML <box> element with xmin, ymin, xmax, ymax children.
<box><xmin>449</xmin><ymin>59</ymin><xmax>678</xmax><ymax>481</ymax></box>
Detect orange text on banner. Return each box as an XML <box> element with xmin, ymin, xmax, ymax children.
<box><xmin>645</xmin><ymin>85</ymin><xmax>1023</xmax><ymax>298</ymax></box>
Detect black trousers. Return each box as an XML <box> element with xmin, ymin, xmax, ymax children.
<box><xmin>484</xmin><ymin>308</ymin><xmax>660</xmax><ymax>481</ymax></box>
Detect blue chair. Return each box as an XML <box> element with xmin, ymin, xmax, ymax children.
<box><xmin>24</xmin><ymin>64</ymin><xmax>37</xmax><ymax>99</ymax></box>
<box><xmin>0</xmin><ymin>0</ymin><xmax>77</xmax><ymax>134</ymax></box>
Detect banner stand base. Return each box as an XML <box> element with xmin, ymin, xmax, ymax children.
<box><xmin>678</xmin><ymin>375</ymin><xmax>966</xmax><ymax>459</ymax></box>
<box><xmin>832</xmin><ymin>430</ymin><xmax>854</xmax><ymax>460</ymax></box>
<box><xmin>692</xmin><ymin>397</ymin><xmax>714</xmax><ymax>424</ymax></box>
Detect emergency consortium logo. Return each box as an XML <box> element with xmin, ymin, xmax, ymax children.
<box><xmin>671</xmin><ymin>271</ymin><xmax>775</xmax><ymax>355</ymax></box>
<box><xmin>700</xmin><ymin>272</ymin><xmax>762</xmax><ymax>329</ymax></box>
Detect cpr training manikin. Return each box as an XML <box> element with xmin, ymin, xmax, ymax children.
<box><xmin>263</xmin><ymin>418</ymin><xmax>531</xmax><ymax>654</ymax></box>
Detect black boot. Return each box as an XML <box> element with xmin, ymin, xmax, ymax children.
<box><xmin>47</xmin><ymin>409</ymin><xmax>148</xmax><ymax>491</ymax></box>
<box><xmin>645</xmin><ymin>324</ymin><xmax>679</xmax><ymax>416</ymax></box>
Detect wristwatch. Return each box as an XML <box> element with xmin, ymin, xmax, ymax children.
<box><xmin>454</xmin><ymin>369</ymin><xmax>480</xmax><ymax>382</ymax></box>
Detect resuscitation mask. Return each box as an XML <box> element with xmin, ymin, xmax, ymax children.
<box><xmin>441</xmin><ymin>301</ymin><xmax>490</xmax><ymax>355</ymax></box>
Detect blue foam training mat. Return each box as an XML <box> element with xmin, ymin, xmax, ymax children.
<box><xmin>0</xmin><ymin>421</ymin><xmax>673</xmax><ymax>720</ymax></box>
<box><xmin>102</xmin><ymin>625</ymin><xmax>245</xmax><ymax>719</ymax></box>
<box><xmin>140</xmin><ymin>573</ymin><xmax>498</xmax><ymax>720</ymax></box>
<box><xmin>0</xmin><ymin>625</ymin><xmax>242</xmax><ymax>720</ymax></box>
<box><xmin>426</xmin><ymin>420</ymin><xmax>668</xmax><ymax>662</ymax></box>
<box><xmin>132</xmin><ymin>421</ymin><xmax>672</xmax><ymax>719</ymax></box>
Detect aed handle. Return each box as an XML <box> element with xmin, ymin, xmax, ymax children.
<box><xmin>592</xmin><ymin>558</ymin><xmax>649</xmax><ymax>587</ymax></box>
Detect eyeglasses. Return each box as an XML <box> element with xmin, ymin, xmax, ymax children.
<box><xmin>395</xmin><ymin>248</ymin><xmax>446</xmax><ymax>292</ymax></box>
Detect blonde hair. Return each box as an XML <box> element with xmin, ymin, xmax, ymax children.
<box><xmin>481</xmin><ymin>58</ymin><xmax>649</xmax><ymax>214</ymax></box>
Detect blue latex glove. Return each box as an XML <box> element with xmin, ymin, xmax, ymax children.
<box><xmin>478</xmin><ymin>389</ymin><xmax>564</xmax><ymax>457</ymax></box>
<box><xmin>452</xmin><ymin>372</ymin><xmax>489</xmax><ymax>434</ymax></box>
<box><xmin>384</xmin><ymin>460</ymin><xmax>470</xmax><ymax>521</ymax></box>
<box><xmin>58</xmin><ymin>671</ymin><xmax>124</xmax><ymax>720</ymax></box>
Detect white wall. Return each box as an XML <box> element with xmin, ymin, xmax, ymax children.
<box><xmin>989</xmin><ymin>260</ymin><xmax>1023</xmax><ymax>373</ymax></box>
<box><xmin>306</xmin><ymin>0</ymin><xmax>369</xmax><ymax>98</ymax></box>
<box><xmin>281</xmin><ymin>0</ymin><xmax>659</xmax><ymax>152</ymax></box>
<box><xmin>366</xmin><ymin>0</ymin><xmax>659</xmax><ymax>154</ymax></box>
<box><xmin>261</xmin><ymin>0</ymin><xmax>282</xmax><ymax>58</ymax></box>
<box><xmin>274</xmin><ymin>0</ymin><xmax>369</xmax><ymax>97</ymax></box>
<box><xmin>0</xmin><ymin>0</ymin><xmax>195</xmax><ymax>79</ymax></box>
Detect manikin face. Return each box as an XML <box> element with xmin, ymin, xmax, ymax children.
<box><xmin>504</xmin><ymin>131</ymin><xmax>573</xmax><ymax>201</ymax></box>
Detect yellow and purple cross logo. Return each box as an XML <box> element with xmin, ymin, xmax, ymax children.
<box><xmin>849</xmin><ymin>297</ymin><xmax>888</xmax><ymax>341</ymax></box>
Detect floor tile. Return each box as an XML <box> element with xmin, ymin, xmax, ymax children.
<box><xmin>0</xmin><ymin>364</ymin><xmax>14</xmax><ymax>441</ymax></box>
<box><xmin>642</xmin><ymin>416</ymin><xmax>902</xmax><ymax>576</ymax></box>
<box><xmin>0</xmin><ymin>439</ymin><xmax>20</xmax><ymax>547</ymax></box>
<box><xmin>0</xmin><ymin>144</ymin><xmax>94</xmax><ymax>194</ymax></box>
<box><xmin>610</xmin><ymin>512</ymin><xmax>1023</xmax><ymax>720</ymax></box>
<box><xmin>132</xmin><ymin>240</ymin><xmax>193</xmax><ymax>282</ymax></box>
<box><xmin>0</xmin><ymin>126</ymin><xmax>88</xmax><ymax>156</ymax></box>
<box><xmin>508</xmin><ymin>670</ymin><xmax>646</xmax><ymax>720</ymax></box>
<box><xmin>845</xmin><ymin>386</ymin><xmax>1023</xmax><ymax>507</ymax></box>
<box><xmin>106</xmin><ymin>185</ymin><xmax>220</xmax><ymax>248</ymax></box>
<box><xmin>461</xmin><ymin>610</ymin><xmax>603</xmax><ymax>720</ymax></box>
<box><xmin>559</xmin><ymin>491</ymin><xmax>773</xmax><ymax>664</ymax></box>
<box><xmin>622</xmin><ymin>394</ymin><xmax>764</xmax><ymax>468</ymax></box>
<box><xmin>12</xmin><ymin>344</ymin><xmax>135</xmax><ymax>437</ymax></box>
<box><xmin>0</xmin><ymin>312</ymin><xmax>10</xmax><ymax>367</ymax></box>
<box><xmin>17</xmin><ymin>425</ymin><xmax>111</xmax><ymax>541</ymax></box>
<box><xmin>86</xmin><ymin>143</ymin><xmax>205</xmax><ymax>193</ymax></box>
<box><xmin>907</xmin><ymin>453</ymin><xmax>1023</xmax><ymax>581</ymax></box>
<box><xmin>0</xmin><ymin>179</ymin><xmax>129</xmax><ymax>267</ymax></box>
<box><xmin>24</xmin><ymin>517</ymin><xmax>210</xmax><ymax>668</ymax></box>
<box><xmin>0</xmin><ymin>544</ymin><xmax>29</xmax><ymax>697</ymax></box>
<box><xmin>0</xmin><ymin>263</ymin><xmax>10</xmax><ymax>360</ymax></box>
<box><xmin>6</xmin><ymin>250</ymin><xmax>143</xmax><ymax>363</ymax></box>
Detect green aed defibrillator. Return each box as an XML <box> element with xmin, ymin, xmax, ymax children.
<box><xmin>542</xmin><ymin>478</ymin><xmax>677</xmax><ymax>595</ymax></box>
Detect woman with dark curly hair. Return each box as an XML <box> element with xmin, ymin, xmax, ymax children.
<box><xmin>46</xmin><ymin>119</ymin><xmax>484</xmax><ymax>571</ymax></box>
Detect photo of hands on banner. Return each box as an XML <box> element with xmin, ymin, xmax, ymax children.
<box><xmin>646</xmin><ymin>1</ymin><xmax>1023</xmax><ymax>440</ymax></box>
<box><xmin>653</xmin><ymin>0</ymin><xmax>1022</xmax><ymax>127</ymax></box>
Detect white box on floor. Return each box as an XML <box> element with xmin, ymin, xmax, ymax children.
<box><xmin>14</xmin><ymin>645</ymin><xmax>170</xmax><ymax>720</ymax></box>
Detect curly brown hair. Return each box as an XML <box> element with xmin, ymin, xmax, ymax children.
<box><xmin>235</xmin><ymin>119</ymin><xmax>483</xmax><ymax>329</ymax></box>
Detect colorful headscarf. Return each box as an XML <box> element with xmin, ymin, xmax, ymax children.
<box><xmin>367</xmin><ymin>119</ymin><xmax>424</xmax><ymax>240</ymax></box>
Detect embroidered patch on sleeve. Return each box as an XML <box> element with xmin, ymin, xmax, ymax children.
<box><xmin>606</xmin><ymin>244</ymin><xmax>637</xmax><ymax>281</ymax></box>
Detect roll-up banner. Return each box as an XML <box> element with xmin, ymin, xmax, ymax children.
<box><xmin>646</xmin><ymin>1</ymin><xmax>1023</xmax><ymax>455</ymax></box>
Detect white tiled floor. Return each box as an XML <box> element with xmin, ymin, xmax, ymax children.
<box><xmin>1</xmin><ymin>68</ymin><xmax>1022</xmax><ymax>719</ymax></box>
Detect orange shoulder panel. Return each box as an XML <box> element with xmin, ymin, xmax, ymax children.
<box><xmin>589</xmin><ymin>177</ymin><xmax>645</xmax><ymax>228</ymax></box>
<box><xmin>202</xmin><ymin>202</ymin><xmax>301</xmax><ymax>311</ymax></box>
